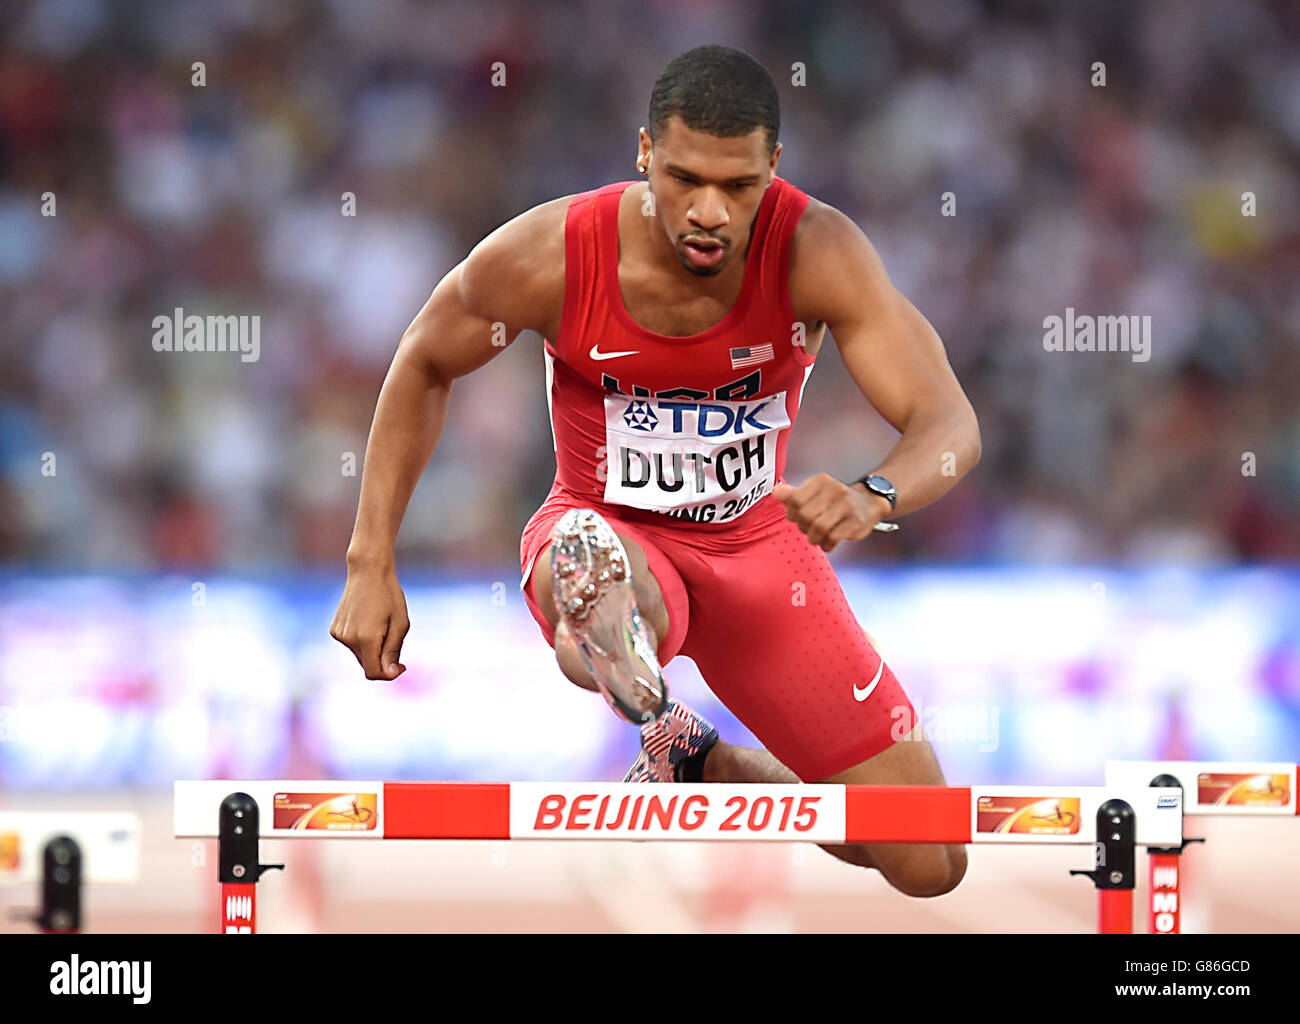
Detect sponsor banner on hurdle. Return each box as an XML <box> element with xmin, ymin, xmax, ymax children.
<box><xmin>0</xmin><ymin>812</ymin><xmax>141</xmax><ymax>885</ymax></box>
<box><xmin>1104</xmin><ymin>762</ymin><xmax>1298</xmax><ymax>815</ymax></box>
<box><xmin>174</xmin><ymin>781</ymin><xmax>386</xmax><ymax>838</ymax></box>
<box><xmin>969</xmin><ymin>786</ymin><xmax>1182</xmax><ymax>846</ymax></box>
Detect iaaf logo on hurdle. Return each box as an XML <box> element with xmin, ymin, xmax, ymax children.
<box><xmin>50</xmin><ymin>955</ymin><xmax>151</xmax><ymax>1004</ymax></box>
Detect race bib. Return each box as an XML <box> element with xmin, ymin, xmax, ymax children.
<box><xmin>602</xmin><ymin>392</ymin><xmax>790</xmax><ymax>524</ymax></box>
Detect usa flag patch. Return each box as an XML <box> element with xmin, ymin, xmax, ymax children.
<box><xmin>730</xmin><ymin>343</ymin><xmax>774</xmax><ymax>369</ymax></box>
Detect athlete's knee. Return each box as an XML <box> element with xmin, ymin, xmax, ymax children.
<box><xmin>884</xmin><ymin>844</ymin><xmax>967</xmax><ymax>898</ymax></box>
<box><xmin>535</xmin><ymin>533</ymin><xmax>666</xmax><ymax>627</ymax></box>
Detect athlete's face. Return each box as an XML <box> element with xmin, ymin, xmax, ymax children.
<box><xmin>637</xmin><ymin>117</ymin><xmax>781</xmax><ymax>277</ymax></box>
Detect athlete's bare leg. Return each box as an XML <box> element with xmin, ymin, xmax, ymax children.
<box><xmin>530</xmin><ymin>533</ymin><xmax>965</xmax><ymax>897</ymax></box>
<box><xmin>702</xmin><ymin>729</ymin><xmax>967</xmax><ymax>896</ymax></box>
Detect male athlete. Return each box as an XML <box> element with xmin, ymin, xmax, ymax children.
<box><xmin>332</xmin><ymin>46</ymin><xmax>981</xmax><ymax>898</ymax></box>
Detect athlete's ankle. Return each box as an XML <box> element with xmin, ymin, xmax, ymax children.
<box><xmin>698</xmin><ymin>738</ymin><xmax>728</xmax><ymax>783</ymax></box>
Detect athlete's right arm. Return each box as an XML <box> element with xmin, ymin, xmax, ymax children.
<box><xmin>330</xmin><ymin>198</ymin><xmax>568</xmax><ymax>680</ymax></box>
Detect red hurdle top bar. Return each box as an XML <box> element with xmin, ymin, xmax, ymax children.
<box><xmin>173</xmin><ymin>780</ymin><xmax>1193</xmax><ymax>847</ymax></box>
<box><xmin>389</xmin><ymin>783</ymin><xmax>513</xmax><ymax>840</ymax></box>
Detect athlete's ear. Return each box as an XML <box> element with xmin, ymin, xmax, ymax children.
<box><xmin>768</xmin><ymin>141</ymin><xmax>782</xmax><ymax>180</ymax></box>
<box><xmin>637</xmin><ymin>127</ymin><xmax>653</xmax><ymax>173</ymax></box>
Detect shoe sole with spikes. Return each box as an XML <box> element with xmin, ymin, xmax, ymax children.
<box><xmin>549</xmin><ymin>508</ymin><xmax>668</xmax><ymax>724</ymax></box>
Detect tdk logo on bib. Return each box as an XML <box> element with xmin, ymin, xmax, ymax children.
<box><xmin>603</xmin><ymin>393</ymin><xmax>791</xmax><ymax>523</ymax></box>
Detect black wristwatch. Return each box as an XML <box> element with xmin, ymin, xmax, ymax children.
<box><xmin>855</xmin><ymin>473</ymin><xmax>897</xmax><ymax>511</ymax></box>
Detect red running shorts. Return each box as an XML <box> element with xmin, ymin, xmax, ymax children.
<box><xmin>519</xmin><ymin>484</ymin><xmax>917</xmax><ymax>782</ymax></box>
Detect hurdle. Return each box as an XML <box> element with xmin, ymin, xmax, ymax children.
<box><xmin>1</xmin><ymin>812</ymin><xmax>143</xmax><ymax>933</ymax></box>
<box><xmin>173</xmin><ymin>765</ymin><xmax>1300</xmax><ymax>936</ymax></box>
<box><xmin>1106</xmin><ymin>761</ymin><xmax>1297</xmax><ymax>934</ymax></box>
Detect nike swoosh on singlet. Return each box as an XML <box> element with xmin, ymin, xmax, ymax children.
<box><xmin>853</xmin><ymin>657</ymin><xmax>886</xmax><ymax>702</ymax></box>
<box><xmin>589</xmin><ymin>344</ymin><xmax>640</xmax><ymax>361</ymax></box>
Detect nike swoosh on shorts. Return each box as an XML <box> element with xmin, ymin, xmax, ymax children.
<box><xmin>853</xmin><ymin>656</ymin><xmax>886</xmax><ymax>702</ymax></box>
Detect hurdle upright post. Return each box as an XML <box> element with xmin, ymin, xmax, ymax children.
<box><xmin>218</xmin><ymin>793</ymin><xmax>283</xmax><ymax>934</ymax></box>
<box><xmin>1146</xmin><ymin>773</ymin><xmax>1204</xmax><ymax>935</ymax></box>
<box><xmin>38</xmin><ymin>836</ymin><xmax>81</xmax><ymax>934</ymax></box>
<box><xmin>1069</xmin><ymin>799</ymin><xmax>1136</xmax><ymax>934</ymax></box>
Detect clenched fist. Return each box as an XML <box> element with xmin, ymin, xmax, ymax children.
<box><xmin>772</xmin><ymin>473</ymin><xmax>890</xmax><ymax>552</ymax></box>
<box><xmin>330</xmin><ymin>562</ymin><xmax>410</xmax><ymax>680</ymax></box>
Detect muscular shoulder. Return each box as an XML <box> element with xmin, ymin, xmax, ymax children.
<box><xmin>788</xmin><ymin>198</ymin><xmax>892</xmax><ymax>329</ymax></box>
<box><xmin>458</xmin><ymin>193</ymin><xmax>574</xmax><ymax>339</ymax></box>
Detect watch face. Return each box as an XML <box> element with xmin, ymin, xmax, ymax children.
<box><xmin>865</xmin><ymin>475</ymin><xmax>896</xmax><ymax>508</ymax></box>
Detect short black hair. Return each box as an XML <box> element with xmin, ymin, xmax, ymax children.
<box><xmin>648</xmin><ymin>46</ymin><xmax>780</xmax><ymax>154</ymax></box>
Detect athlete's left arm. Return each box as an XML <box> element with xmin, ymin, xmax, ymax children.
<box><xmin>776</xmin><ymin>201</ymin><xmax>982</xmax><ymax>551</ymax></box>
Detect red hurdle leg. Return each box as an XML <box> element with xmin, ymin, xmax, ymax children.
<box><xmin>1098</xmin><ymin>887</ymin><xmax>1133</xmax><ymax>934</ymax></box>
<box><xmin>221</xmin><ymin>881</ymin><xmax>257</xmax><ymax>934</ymax></box>
<box><xmin>1148</xmin><ymin>851</ymin><xmax>1181</xmax><ymax>934</ymax></box>
<box><xmin>1070</xmin><ymin>798</ymin><xmax>1136</xmax><ymax>934</ymax></box>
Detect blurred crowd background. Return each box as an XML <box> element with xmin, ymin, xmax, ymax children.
<box><xmin>0</xmin><ymin>0</ymin><xmax>1297</xmax><ymax>573</ymax></box>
